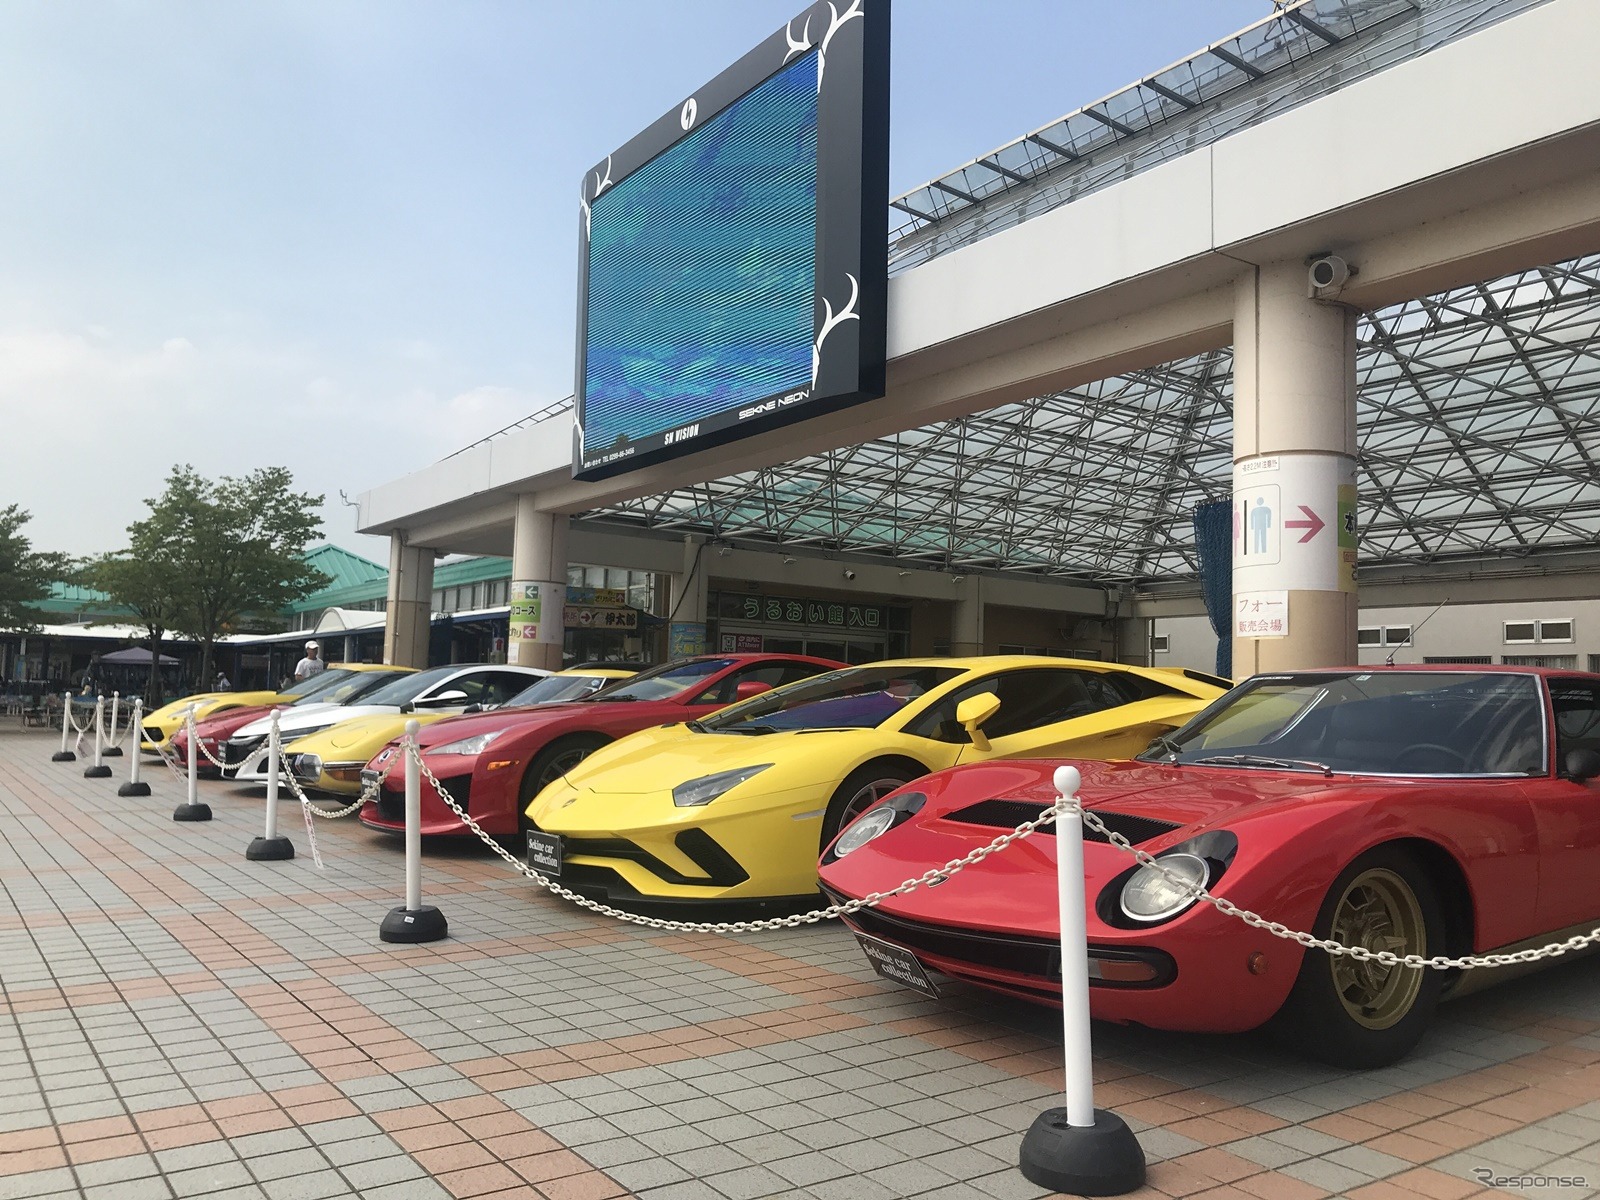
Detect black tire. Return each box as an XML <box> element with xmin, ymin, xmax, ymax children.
<box><xmin>820</xmin><ymin>763</ymin><xmax>919</xmax><ymax>849</ymax></box>
<box><xmin>517</xmin><ymin>735</ymin><xmax>609</xmax><ymax>832</ymax></box>
<box><xmin>1273</xmin><ymin>845</ymin><xmax>1447</xmax><ymax>1069</ymax></box>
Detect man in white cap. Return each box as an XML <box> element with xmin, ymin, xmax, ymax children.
<box><xmin>293</xmin><ymin>640</ymin><xmax>326</xmax><ymax>682</ymax></box>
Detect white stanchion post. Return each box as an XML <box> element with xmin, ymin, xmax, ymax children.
<box><xmin>103</xmin><ymin>691</ymin><xmax>124</xmax><ymax>757</ymax></box>
<box><xmin>1017</xmin><ymin>765</ymin><xmax>1145</xmax><ymax>1197</ymax></box>
<box><xmin>173</xmin><ymin>706</ymin><xmax>212</xmax><ymax>821</ymax></box>
<box><xmin>246</xmin><ymin>710</ymin><xmax>293</xmax><ymax>860</ymax></box>
<box><xmin>84</xmin><ymin>695</ymin><xmax>112</xmax><ymax>778</ymax></box>
<box><xmin>379</xmin><ymin>720</ymin><xmax>447</xmax><ymax>943</ymax></box>
<box><xmin>52</xmin><ymin>691</ymin><xmax>76</xmax><ymax>762</ymax></box>
<box><xmin>118</xmin><ymin>700</ymin><xmax>151</xmax><ymax>796</ymax></box>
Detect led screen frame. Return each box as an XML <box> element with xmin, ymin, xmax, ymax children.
<box><xmin>573</xmin><ymin>0</ymin><xmax>889</xmax><ymax>482</ymax></box>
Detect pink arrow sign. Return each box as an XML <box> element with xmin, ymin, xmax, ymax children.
<box><xmin>1285</xmin><ymin>506</ymin><xmax>1326</xmax><ymax>543</ymax></box>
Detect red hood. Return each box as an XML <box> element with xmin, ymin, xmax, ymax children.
<box><xmin>949</xmin><ymin>758</ymin><xmax>1360</xmax><ymax>832</ymax></box>
<box><xmin>411</xmin><ymin>698</ymin><xmax>691</xmax><ymax>748</ymax></box>
<box><xmin>192</xmin><ymin>704</ymin><xmax>279</xmax><ymax>738</ymax></box>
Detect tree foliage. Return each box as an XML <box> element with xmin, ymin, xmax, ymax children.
<box><xmin>0</xmin><ymin>505</ymin><xmax>69</xmax><ymax>634</ymax></box>
<box><xmin>91</xmin><ymin>466</ymin><xmax>330</xmax><ymax>692</ymax></box>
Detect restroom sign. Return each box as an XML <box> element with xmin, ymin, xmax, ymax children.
<box><xmin>1233</xmin><ymin>454</ymin><xmax>1356</xmax><ymax>594</ymax></box>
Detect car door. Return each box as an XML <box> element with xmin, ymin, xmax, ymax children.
<box><xmin>1531</xmin><ymin>677</ymin><xmax>1600</xmax><ymax>933</ymax></box>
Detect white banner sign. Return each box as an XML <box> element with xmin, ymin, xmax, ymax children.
<box><xmin>1235</xmin><ymin>590</ymin><xmax>1289</xmax><ymax>640</ymax></box>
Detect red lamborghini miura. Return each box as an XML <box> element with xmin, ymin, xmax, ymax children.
<box><xmin>818</xmin><ymin>666</ymin><xmax>1600</xmax><ymax>1067</ymax></box>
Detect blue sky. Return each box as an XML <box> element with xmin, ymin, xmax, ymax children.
<box><xmin>0</xmin><ymin>0</ymin><xmax>1267</xmax><ymax>559</ymax></box>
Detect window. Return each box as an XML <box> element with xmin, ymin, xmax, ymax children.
<box><xmin>1150</xmin><ymin>635</ymin><xmax>1170</xmax><ymax>654</ymax></box>
<box><xmin>1550</xmin><ymin>680</ymin><xmax>1600</xmax><ymax>760</ymax></box>
<box><xmin>1357</xmin><ymin>628</ymin><xmax>1383</xmax><ymax>647</ymax></box>
<box><xmin>1539</xmin><ymin>619</ymin><xmax>1574</xmax><ymax>643</ymax></box>
<box><xmin>906</xmin><ymin>668</ymin><xmax>1172</xmax><ymax>743</ymax></box>
<box><xmin>692</xmin><ymin>660</ymin><xmax>834</xmax><ymax>705</ymax></box>
<box><xmin>1504</xmin><ymin>621</ymin><xmax>1538</xmax><ymax>644</ymax></box>
<box><xmin>1424</xmin><ymin>656</ymin><xmax>1491</xmax><ymax>665</ymax></box>
<box><xmin>1502</xmin><ymin>654</ymin><xmax>1578</xmax><ymax>669</ymax></box>
<box><xmin>1382</xmin><ymin>626</ymin><xmax>1413</xmax><ymax>647</ymax></box>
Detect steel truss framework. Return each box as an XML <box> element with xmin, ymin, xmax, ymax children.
<box><xmin>585</xmin><ymin>254</ymin><xmax>1600</xmax><ymax>584</ymax></box>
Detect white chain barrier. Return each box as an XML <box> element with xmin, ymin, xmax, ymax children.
<box><xmin>403</xmin><ymin>740</ymin><xmax>1600</xmax><ymax>966</ymax></box>
<box><xmin>410</xmin><ymin>741</ymin><xmax>1066</xmax><ymax>933</ymax></box>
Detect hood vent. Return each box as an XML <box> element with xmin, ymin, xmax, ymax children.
<box><xmin>945</xmin><ymin>799</ymin><xmax>1179</xmax><ymax>846</ymax></box>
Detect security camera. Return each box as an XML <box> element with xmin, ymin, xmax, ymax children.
<box><xmin>842</xmin><ymin>570</ymin><xmax>857</xmax><ymax>581</ymax></box>
<box><xmin>1308</xmin><ymin>254</ymin><xmax>1352</xmax><ymax>296</ymax></box>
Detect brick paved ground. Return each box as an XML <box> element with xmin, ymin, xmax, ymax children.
<box><xmin>2</xmin><ymin>727</ymin><xmax>1598</xmax><ymax>1200</ymax></box>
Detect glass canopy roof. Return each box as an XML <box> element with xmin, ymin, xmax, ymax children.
<box><xmin>586</xmin><ymin>251</ymin><xmax>1600</xmax><ymax>585</ymax></box>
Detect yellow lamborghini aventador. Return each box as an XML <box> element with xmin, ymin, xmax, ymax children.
<box><xmin>525</xmin><ymin>656</ymin><xmax>1226</xmax><ymax>905</ymax></box>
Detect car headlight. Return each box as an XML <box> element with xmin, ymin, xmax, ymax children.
<box><xmin>832</xmin><ymin>806</ymin><xmax>897</xmax><ymax>857</ymax></box>
<box><xmin>293</xmin><ymin>753</ymin><xmax>323</xmax><ymax>781</ymax></box>
<box><xmin>672</xmin><ymin>764</ymin><xmax>772</xmax><ymax>808</ymax></box>
<box><xmin>1118</xmin><ymin>852</ymin><xmax>1209</xmax><ymax>924</ymax></box>
<box><xmin>425</xmin><ymin>731</ymin><xmax>505</xmax><ymax>757</ymax></box>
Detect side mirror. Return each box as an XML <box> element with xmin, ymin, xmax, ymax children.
<box><xmin>1566</xmin><ymin>748</ymin><xmax>1600</xmax><ymax>782</ymax></box>
<box><xmin>955</xmin><ymin>692</ymin><xmax>1001</xmax><ymax>752</ymax></box>
<box><xmin>733</xmin><ymin>680</ymin><xmax>773</xmax><ymax>701</ymax></box>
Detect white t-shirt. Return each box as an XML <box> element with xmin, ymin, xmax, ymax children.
<box><xmin>293</xmin><ymin>656</ymin><xmax>326</xmax><ymax>680</ymax></box>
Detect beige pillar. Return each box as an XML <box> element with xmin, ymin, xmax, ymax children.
<box><xmin>950</xmin><ymin>576</ymin><xmax>985</xmax><ymax>656</ymax></box>
<box><xmin>667</xmin><ymin>537</ymin><xmax>709</xmax><ymax>656</ymax></box>
<box><xmin>1232</xmin><ymin>261</ymin><xmax>1360</xmax><ymax>673</ymax></box>
<box><xmin>507</xmin><ymin>496</ymin><xmax>569</xmax><ymax>672</ymax></box>
<box><xmin>384</xmin><ymin>535</ymin><xmax>434</xmax><ymax>668</ymax></box>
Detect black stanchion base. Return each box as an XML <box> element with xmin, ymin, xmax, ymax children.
<box><xmin>1019</xmin><ymin>1108</ymin><xmax>1145</xmax><ymax>1197</ymax></box>
<box><xmin>84</xmin><ymin>764</ymin><xmax>113</xmax><ymax>778</ymax></box>
<box><xmin>246</xmin><ymin>836</ymin><xmax>295</xmax><ymax>861</ymax></box>
<box><xmin>51</xmin><ymin>751</ymin><xmax>76</xmax><ymax>762</ymax></box>
<box><xmin>117</xmin><ymin>781</ymin><xmax>152</xmax><ymax>797</ymax></box>
<box><xmin>103</xmin><ymin>747</ymin><xmax>123</xmax><ymax>757</ymax></box>
<box><xmin>379</xmin><ymin>906</ymin><xmax>448</xmax><ymax>944</ymax></box>
<box><xmin>173</xmin><ymin>802</ymin><xmax>213</xmax><ymax>822</ymax></box>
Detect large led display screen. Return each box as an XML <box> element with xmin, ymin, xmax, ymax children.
<box><xmin>573</xmin><ymin>0</ymin><xmax>888</xmax><ymax>481</ymax></box>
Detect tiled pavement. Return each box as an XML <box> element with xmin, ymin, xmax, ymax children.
<box><xmin>2</xmin><ymin>728</ymin><xmax>1598</xmax><ymax>1200</ymax></box>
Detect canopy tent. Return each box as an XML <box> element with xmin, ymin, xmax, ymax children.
<box><xmin>97</xmin><ymin>646</ymin><xmax>181</xmax><ymax>666</ymax></box>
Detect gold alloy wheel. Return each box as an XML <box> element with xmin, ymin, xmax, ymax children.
<box><xmin>1327</xmin><ymin>867</ymin><xmax>1427</xmax><ymax>1029</ymax></box>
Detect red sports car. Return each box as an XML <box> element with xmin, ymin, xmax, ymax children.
<box><xmin>818</xmin><ymin>666</ymin><xmax>1600</xmax><ymax>1067</ymax></box>
<box><xmin>358</xmin><ymin>654</ymin><xmax>844</xmax><ymax>838</ymax></box>
<box><xmin>168</xmin><ymin>666</ymin><xmax>414</xmax><ymax>777</ymax></box>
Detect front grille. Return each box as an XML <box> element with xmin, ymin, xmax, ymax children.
<box><xmin>378</xmin><ymin>772</ymin><xmax>473</xmax><ymax>822</ymax></box>
<box><xmin>549</xmin><ymin>829</ymin><xmax>749</xmax><ymax>888</ymax></box>
<box><xmin>824</xmin><ymin>889</ymin><xmax>1175</xmax><ymax>989</ymax></box>
<box><xmin>945</xmin><ymin>800</ymin><xmax>1180</xmax><ymax>846</ymax></box>
<box><xmin>224</xmin><ymin>736</ymin><xmax>263</xmax><ymax>767</ymax></box>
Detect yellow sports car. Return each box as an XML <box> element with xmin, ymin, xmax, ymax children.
<box><xmin>140</xmin><ymin>663</ymin><xmax>384</xmax><ymax>749</ymax></box>
<box><xmin>526</xmin><ymin>656</ymin><xmax>1226</xmax><ymax>905</ymax></box>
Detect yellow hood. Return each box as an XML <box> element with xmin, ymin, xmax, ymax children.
<box><xmin>290</xmin><ymin>712</ymin><xmax>447</xmax><ymax>759</ymax></box>
<box><xmin>559</xmin><ymin>723</ymin><xmax>861</xmax><ymax>796</ymax></box>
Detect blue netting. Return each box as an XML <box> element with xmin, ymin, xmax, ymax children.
<box><xmin>1192</xmin><ymin>501</ymin><xmax>1232</xmax><ymax>678</ymax></box>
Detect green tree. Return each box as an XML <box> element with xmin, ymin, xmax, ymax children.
<box><xmin>78</xmin><ymin>553</ymin><xmax>183</xmax><ymax>706</ymax></box>
<box><xmin>0</xmin><ymin>505</ymin><xmax>69</xmax><ymax>634</ymax></box>
<box><xmin>135</xmin><ymin>466</ymin><xmax>330</xmax><ymax>688</ymax></box>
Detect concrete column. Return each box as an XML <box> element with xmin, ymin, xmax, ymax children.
<box><xmin>950</xmin><ymin>576</ymin><xmax>985</xmax><ymax>656</ymax></box>
<box><xmin>508</xmin><ymin>496</ymin><xmax>568</xmax><ymax>671</ymax></box>
<box><xmin>666</xmin><ymin>537</ymin><xmax>709</xmax><ymax>656</ymax></box>
<box><xmin>342</xmin><ymin>634</ymin><xmax>357</xmax><ymax>664</ymax></box>
<box><xmin>1232</xmin><ymin>261</ymin><xmax>1360</xmax><ymax>673</ymax></box>
<box><xmin>384</xmin><ymin>535</ymin><xmax>435</xmax><ymax>668</ymax></box>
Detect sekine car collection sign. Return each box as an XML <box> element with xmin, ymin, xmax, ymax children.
<box><xmin>572</xmin><ymin>0</ymin><xmax>889</xmax><ymax>481</ymax></box>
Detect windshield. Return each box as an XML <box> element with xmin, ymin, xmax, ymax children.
<box><xmin>700</xmin><ymin>665</ymin><xmax>964</xmax><ymax>733</ymax></box>
<box><xmin>1141</xmin><ymin>671</ymin><xmax>1545</xmax><ymax>776</ymax></box>
<box><xmin>506</xmin><ymin>673</ymin><xmax>620</xmax><ymax>706</ymax></box>
<box><xmin>586</xmin><ymin>658</ymin><xmax>735</xmax><ymax>702</ymax></box>
<box><xmin>281</xmin><ymin>671</ymin><xmax>347</xmax><ymax>698</ymax></box>
<box><xmin>296</xmin><ymin>669</ymin><xmax>412</xmax><ymax>707</ymax></box>
<box><xmin>358</xmin><ymin>665</ymin><xmax>464</xmax><ymax>707</ymax></box>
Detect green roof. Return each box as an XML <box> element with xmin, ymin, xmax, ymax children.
<box><xmin>434</xmin><ymin>557</ymin><xmax>511</xmax><ymax>587</ymax></box>
<box><xmin>30</xmin><ymin>582</ymin><xmax>135</xmax><ymax>620</ymax></box>
<box><xmin>285</xmin><ymin>544</ymin><xmax>391</xmax><ymax>614</ymax></box>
